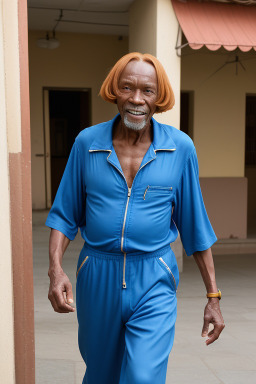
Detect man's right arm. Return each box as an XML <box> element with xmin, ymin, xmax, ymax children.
<box><xmin>48</xmin><ymin>229</ymin><xmax>75</xmax><ymax>313</ymax></box>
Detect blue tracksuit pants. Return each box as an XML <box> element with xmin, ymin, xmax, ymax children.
<box><xmin>76</xmin><ymin>244</ymin><xmax>179</xmax><ymax>384</ymax></box>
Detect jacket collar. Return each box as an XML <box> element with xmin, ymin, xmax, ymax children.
<box><xmin>152</xmin><ymin>118</ymin><xmax>176</xmax><ymax>152</ymax></box>
<box><xmin>89</xmin><ymin>113</ymin><xmax>177</xmax><ymax>152</ymax></box>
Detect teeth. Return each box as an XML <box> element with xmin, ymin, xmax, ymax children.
<box><xmin>127</xmin><ymin>110</ymin><xmax>145</xmax><ymax>116</ymax></box>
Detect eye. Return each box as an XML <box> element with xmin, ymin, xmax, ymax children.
<box><xmin>145</xmin><ymin>89</ymin><xmax>153</xmax><ymax>94</ymax></box>
<box><xmin>123</xmin><ymin>86</ymin><xmax>131</xmax><ymax>91</ymax></box>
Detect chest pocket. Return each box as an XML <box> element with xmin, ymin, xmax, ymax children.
<box><xmin>143</xmin><ymin>185</ymin><xmax>173</xmax><ymax>200</ymax></box>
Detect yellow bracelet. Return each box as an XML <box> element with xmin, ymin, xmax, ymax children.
<box><xmin>206</xmin><ymin>289</ymin><xmax>221</xmax><ymax>300</ymax></box>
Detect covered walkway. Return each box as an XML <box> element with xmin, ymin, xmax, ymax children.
<box><xmin>33</xmin><ymin>211</ymin><xmax>256</xmax><ymax>384</ymax></box>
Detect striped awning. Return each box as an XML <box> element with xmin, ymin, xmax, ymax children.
<box><xmin>172</xmin><ymin>0</ymin><xmax>256</xmax><ymax>52</ymax></box>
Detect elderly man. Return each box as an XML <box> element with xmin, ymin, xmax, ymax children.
<box><xmin>46</xmin><ymin>52</ymin><xmax>224</xmax><ymax>384</ymax></box>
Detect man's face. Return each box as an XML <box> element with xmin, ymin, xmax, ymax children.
<box><xmin>116</xmin><ymin>60</ymin><xmax>158</xmax><ymax>131</ymax></box>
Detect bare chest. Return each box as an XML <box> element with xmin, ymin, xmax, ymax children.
<box><xmin>113</xmin><ymin>143</ymin><xmax>151</xmax><ymax>188</ymax></box>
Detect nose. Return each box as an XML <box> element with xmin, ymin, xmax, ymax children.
<box><xmin>129</xmin><ymin>89</ymin><xmax>145</xmax><ymax>105</ymax></box>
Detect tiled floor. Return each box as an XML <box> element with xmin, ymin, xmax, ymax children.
<box><xmin>33</xmin><ymin>211</ymin><xmax>256</xmax><ymax>384</ymax></box>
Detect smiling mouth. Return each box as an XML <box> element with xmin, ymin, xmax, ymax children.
<box><xmin>126</xmin><ymin>109</ymin><xmax>146</xmax><ymax>116</ymax></box>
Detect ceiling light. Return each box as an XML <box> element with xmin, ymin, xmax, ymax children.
<box><xmin>36</xmin><ymin>10</ymin><xmax>63</xmax><ymax>50</ymax></box>
<box><xmin>37</xmin><ymin>33</ymin><xmax>60</xmax><ymax>50</ymax></box>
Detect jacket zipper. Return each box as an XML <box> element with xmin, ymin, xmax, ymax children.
<box><xmin>121</xmin><ymin>187</ymin><xmax>131</xmax><ymax>288</ymax></box>
<box><xmin>76</xmin><ymin>256</ymin><xmax>89</xmax><ymax>278</ymax></box>
<box><xmin>105</xmin><ymin>152</ymin><xmax>131</xmax><ymax>289</ymax></box>
<box><xmin>106</xmin><ymin>152</ymin><xmax>156</xmax><ymax>289</ymax></box>
<box><xmin>90</xmin><ymin>147</ymin><xmax>176</xmax><ymax>289</ymax></box>
<box><xmin>159</xmin><ymin>257</ymin><xmax>177</xmax><ymax>290</ymax></box>
<box><xmin>120</xmin><ymin>159</ymin><xmax>157</xmax><ymax>288</ymax></box>
<box><xmin>143</xmin><ymin>185</ymin><xmax>173</xmax><ymax>200</ymax></box>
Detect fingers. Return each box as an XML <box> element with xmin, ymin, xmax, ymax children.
<box><xmin>66</xmin><ymin>283</ymin><xmax>74</xmax><ymax>306</ymax></box>
<box><xmin>206</xmin><ymin>323</ymin><xmax>225</xmax><ymax>346</ymax></box>
<box><xmin>48</xmin><ymin>283</ymin><xmax>75</xmax><ymax>313</ymax></box>
<box><xmin>201</xmin><ymin>316</ymin><xmax>210</xmax><ymax>337</ymax></box>
<box><xmin>49</xmin><ymin>294</ymin><xmax>70</xmax><ymax>313</ymax></box>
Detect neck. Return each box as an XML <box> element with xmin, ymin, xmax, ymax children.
<box><xmin>114</xmin><ymin>118</ymin><xmax>153</xmax><ymax>146</ymax></box>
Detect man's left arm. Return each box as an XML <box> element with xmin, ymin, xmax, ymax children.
<box><xmin>193</xmin><ymin>248</ymin><xmax>225</xmax><ymax>346</ymax></box>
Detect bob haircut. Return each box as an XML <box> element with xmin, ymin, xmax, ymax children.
<box><xmin>99</xmin><ymin>52</ymin><xmax>175</xmax><ymax>113</ymax></box>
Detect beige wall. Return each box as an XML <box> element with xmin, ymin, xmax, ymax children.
<box><xmin>180</xmin><ymin>47</ymin><xmax>256</xmax><ymax>238</ymax></box>
<box><xmin>0</xmin><ymin>0</ymin><xmax>19</xmax><ymax>382</ymax></box>
<box><xmin>3</xmin><ymin>0</ymin><xmax>21</xmax><ymax>153</ymax></box>
<box><xmin>181</xmin><ymin>47</ymin><xmax>256</xmax><ymax>177</ymax></box>
<box><xmin>29</xmin><ymin>31</ymin><xmax>128</xmax><ymax>209</ymax></box>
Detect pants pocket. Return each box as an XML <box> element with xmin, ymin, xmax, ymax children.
<box><xmin>156</xmin><ymin>253</ymin><xmax>179</xmax><ymax>292</ymax></box>
<box><xmin>76</xmin><ymin>256</ymin><xmax>90</xmax><ymax>280</ymax></box>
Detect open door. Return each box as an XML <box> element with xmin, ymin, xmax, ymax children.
<box><xmin>43</xmin><ymin>89</ymin><xmax>52</xmax><ymax>209</ymax></box>
<box><xmin>245</xmin><ymin>95</ymin><xmax>256</xmax><ymax>237</ymax></box>
<box><xmin>43</xmin><ymin>88</ymin><xmax>91</xmax><ymax>208</ymax></box>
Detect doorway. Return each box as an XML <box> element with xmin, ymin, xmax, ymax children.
<box><xmin>245</xmin><ymin>95</ymin><xmax>256</xmax><ymax>237</ymax></box>
<box><xmin>180</xmin><ymin>91</ymin><xmax>194</xmax><ymax>139</ymax></box>
<box><xmin>43</xmin><ymin>88</ymin><xmax>91</xmax><ymax>207</ymax></box>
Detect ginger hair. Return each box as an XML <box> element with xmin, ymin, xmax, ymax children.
<box><xmin>99</xmin><ymin>52</ymin><xmax>175</xmax><ymax>113</ymax></box>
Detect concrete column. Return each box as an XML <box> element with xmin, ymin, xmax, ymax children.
<box><xmin>0</xmin><ymin>0</ymin><xmax>35</xmax><ymax>382</ymax></box>
<box><xmin>129</xmin><ymin>0</ymin><xmax>183</xmax><ymax>270</ymax></box>
<box><xmin>129</xmin><ymin>0</ymin><xmax>181</xmax><ymax>127</ymax></box>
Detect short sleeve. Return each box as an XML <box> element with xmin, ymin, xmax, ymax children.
<box><xmin>45</xmin><ymin>141</ymin><xmax>86</xmax><ymax>240</ymax></box>
<box><xmin>172</xmin><ymin>147</ymin><xmax>217</xmax><ymax>256</ymax></box>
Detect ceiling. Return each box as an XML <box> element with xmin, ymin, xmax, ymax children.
<box><xmin>27</xmin><ymin>0</ymin><xmax>135</xmax><ymax>36</ymax></box>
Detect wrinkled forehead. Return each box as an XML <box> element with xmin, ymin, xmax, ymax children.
<box><xmin>120</xmin><ymin>60</ymin><xmax>157</xmax><ymax>85</ymax></box>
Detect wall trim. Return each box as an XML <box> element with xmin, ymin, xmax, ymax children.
<box><xmin>10</xmin><ymin>0</ymin><xmax>35</xmax><ymax>383</ymax></box>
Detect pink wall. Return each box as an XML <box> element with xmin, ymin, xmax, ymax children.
<box><xmin>200</xmin><ymin>177</ymin><xmax>247</xmax><ymax>239</ymax></box>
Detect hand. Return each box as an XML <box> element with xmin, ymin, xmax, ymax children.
<box><xmin>202</xmin><ymin>298</ymin><xmax>225</xmax><ymax>345</ymax></box>
<box><xmin>48</xmin><ymin>267</ymin><xmax>75</xmax><ymax>313</ymax></box>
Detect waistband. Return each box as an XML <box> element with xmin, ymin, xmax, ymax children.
<box><xmin>82</xmin><ymin>244</ymin><xmax>172</xmax><ymax>261</ymax></box>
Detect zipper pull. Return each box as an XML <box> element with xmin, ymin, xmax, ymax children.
<box><xmin>128</xmin><ymin>187</ymin><xmax>131</xmax><ymax>197</ymax></box>
<box><xmin>143</xmin><ymin>186</ymin><xmax>149</xmax><ymax>200</ymax></box>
